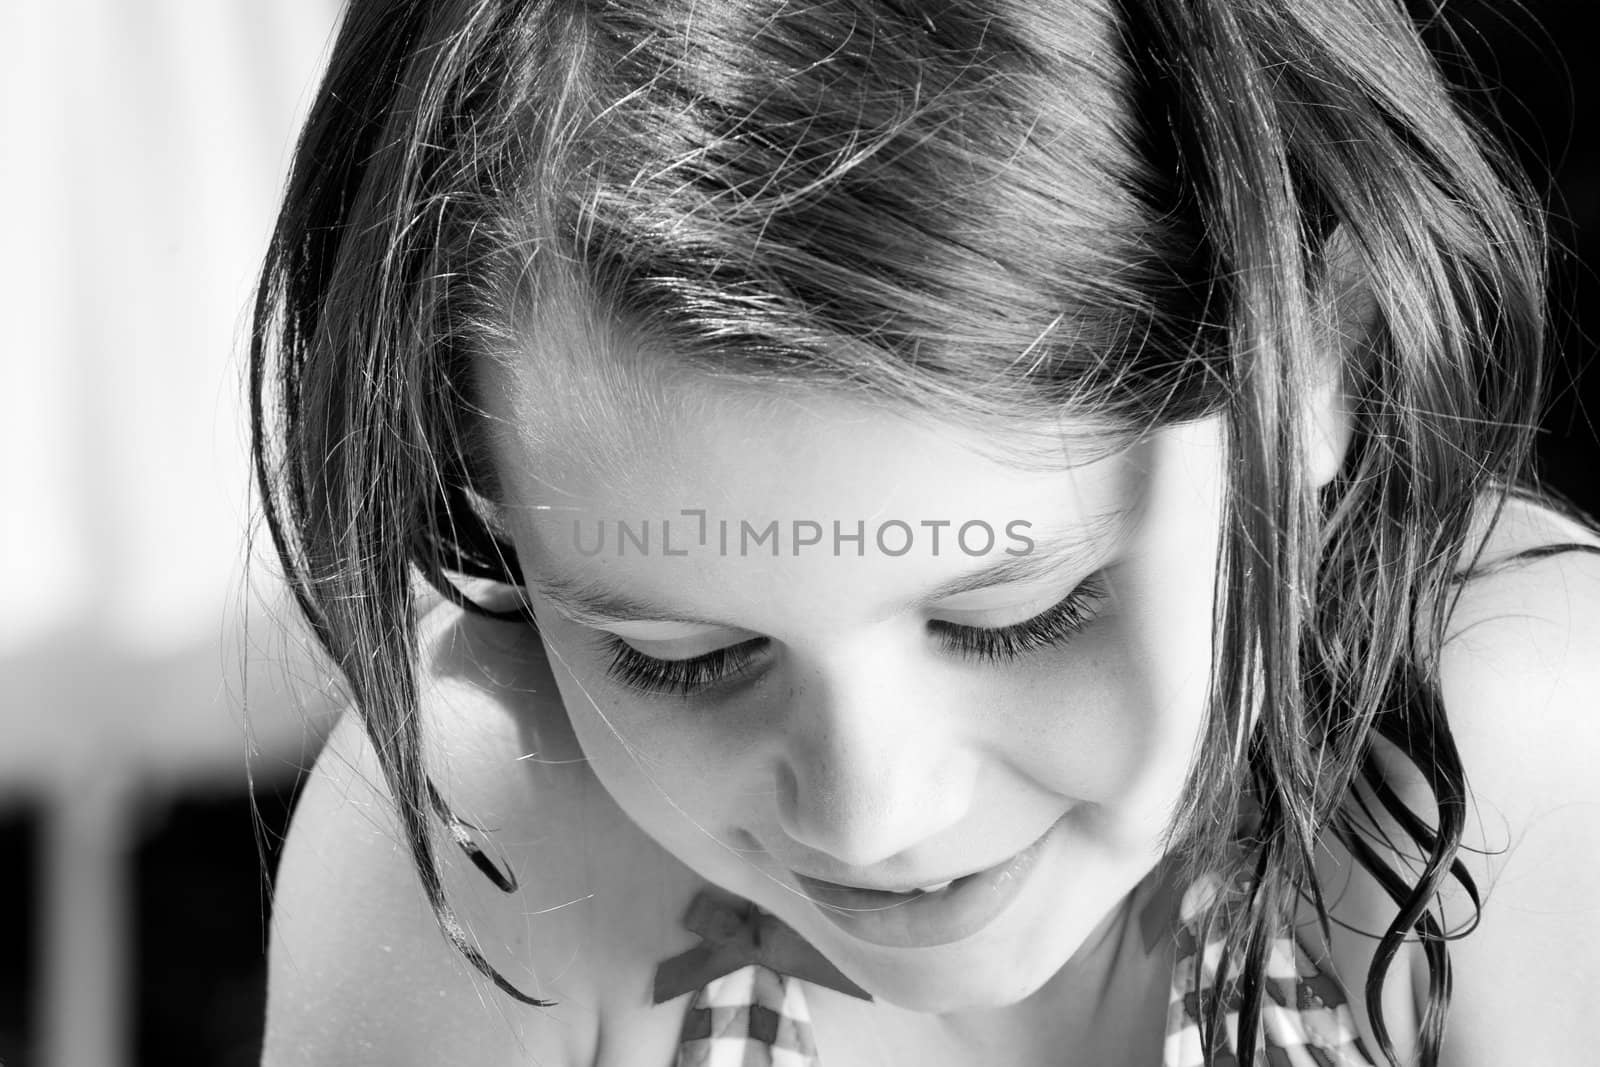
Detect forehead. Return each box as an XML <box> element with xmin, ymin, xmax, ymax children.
<box><xmin>477</xmin><ymin>300</ymin><xmax>1144</xmax><ymax>475</ymax></box>
<box><xmin>477</xmin><ymin>345</ymin><xmax>1139</xmax><ymax>530</ymax></box>
<box><xmin>473</xmin><ymin>351</ymin><xmax>1172</xmax><ymax>641</ymax></box>
<box><xmin>472</xmin><ymin>342</ymin><xmax>1241</xmax><ymax>643</ymax></box>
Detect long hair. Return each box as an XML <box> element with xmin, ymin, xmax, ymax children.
<box><xmin>250</xmin><ymin>1</ymin><xmax>1547</xmax><ymax>1062</ymax></box>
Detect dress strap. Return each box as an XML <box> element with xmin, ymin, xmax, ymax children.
<box><xmin>1162</xmin><ymin>873</ymin><xmax>1379</xmax><ymax>1067</ymax></box>
<box><xmin>674</xmin><ymin>964</ymin><xmax>821</xmax><ymax>1067</ymax></box>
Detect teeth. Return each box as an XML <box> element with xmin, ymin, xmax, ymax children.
<box><xmin>914</xmin><ymin>879</ymin><xmax>955</xmax><ymax>894</ymax></box>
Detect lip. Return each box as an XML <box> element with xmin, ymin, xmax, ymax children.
<box><xmin>792</xmin><ymin>872</ymin><xmax>968</xmax><ymax>895</ymax></box>
<box><xmin>792</xmin><ymin>818</ymin><xmax>1061</xmax><ymax>949</ymax></box>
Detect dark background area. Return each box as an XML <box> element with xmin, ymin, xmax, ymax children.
<box><xmin>0</xmin><ymin>3</ymin><xmax>1594</xmax><ymax>1065</ymax></box>
<box><xmin>1435</xmin><ymin>1</ymin><xmax>1600</xmax><ymax>516</ymax></box>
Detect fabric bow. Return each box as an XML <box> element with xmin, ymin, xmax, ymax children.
<box><xmin>652</xmin><ymin>887</ymin><xmax>874</xmax><ymax>1004</ymax></box>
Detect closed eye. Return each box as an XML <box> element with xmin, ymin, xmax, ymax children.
<box><xmin>929</xmin><ymin>575</ymin><xmax>1106</xmax><ymax>663</ymax></box>
<box><xmin>595</xmin><ymin>576</ymin><xmax>1107</xmax><ymax>698</ymax></box>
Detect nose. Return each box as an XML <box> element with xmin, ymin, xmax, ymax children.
<box><xmin>772</xmin><ymin>656</ymin><xmax>975</xmax><ymax>870</ymax></box>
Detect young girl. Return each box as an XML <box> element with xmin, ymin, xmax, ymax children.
<box><xmin>252</xmin><ymin>1</ymin><xmax>1600</xmax><ymax>1064</ymax></box>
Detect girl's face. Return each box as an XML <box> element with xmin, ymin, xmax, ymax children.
<box><xmin>485</xmin><ymin>367</ymin><xmax>1225</xmax><ymax>1013</ymax></box>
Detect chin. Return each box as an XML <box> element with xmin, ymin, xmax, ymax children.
<box><xmin>864</xmin><ymin>959</ymin><xmax>1062</xmax><ymax>1015</ymax></box>
<box><xmin>802</xmin><ymin>916</ymin><xmax>1079</xmax><ymax>1015</ymax></box>
<box><xmin>797</xmin><ymin>876</ymin><xmax>1140</xmax><ymax>1018</ymax></box>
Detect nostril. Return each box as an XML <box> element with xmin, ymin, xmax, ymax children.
<box><xmin>731</xmin><ymin>828</ymin><xmax>763</xmax><ymax>853</ymax></box>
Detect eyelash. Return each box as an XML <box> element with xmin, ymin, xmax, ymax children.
<box><xmin>597</xmin><ymin>576</ymin><xmax>1107</xmax><ymax>698</ymax></box>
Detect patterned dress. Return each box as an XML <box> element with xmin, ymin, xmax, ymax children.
<box><xmin>671</xmin><ymin>870</ymin><xmax>1377</xmax><ymax>1067</ymax></box>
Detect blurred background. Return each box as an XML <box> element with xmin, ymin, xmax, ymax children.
<box><xmin>2</xmin><ymin>3</ymin><xmax>344</xmax><ymax>1065</ymax></box>
<box><xmin>0</xmin><ymin>2</ymin><xmax>1594</xmax><ymax>1065</ymax></box>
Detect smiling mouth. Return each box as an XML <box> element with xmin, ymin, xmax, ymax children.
<box><xmin>784</xmin><ymin>819</ymin><xmax>1063</xmax><ymax>948</ymax></box>
<box><xmin>789</xmin><ymin>818</ymin><xmax>1059</xmax><ymax>910</ymax></box>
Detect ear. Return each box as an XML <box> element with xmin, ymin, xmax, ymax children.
<box><xmin>1303</xmin><ymin>355</ymin><xmax>1353</xmax><ymax>490</ymax></box>
<box><xmin>1303</xmin><ymin>225</ymin><xmax>1372</xmax><ymax>489</ymax></box>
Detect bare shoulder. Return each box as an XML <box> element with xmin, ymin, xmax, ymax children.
<box><xmin>1444</xmin><ymin>493</ymin><xmax>1600</xmax><ymax>687</ymax></box>
<box><xmin>262</xmin><ymin>598</ymin><xmax>634</xmax><ymax>1066</ymax></box>
<box><xmin>1440</xmin><ymin>494</ymin><xmax>1600</xmax><ymax>858</ymax></box>
<box><xmin>1312</xmin><ymin>495</ymin><xmax>1600</xmax><ymax>1065</ymax></box>
<box><xmin>1431</xmin><ymin>495</ymin><xmax>1600</xmax><ymax>1064</ymax></box>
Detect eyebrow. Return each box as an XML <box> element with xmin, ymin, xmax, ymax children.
<box><xmin>528</xmin><ymin>504</ymin><xmax>1133</xmax><ymax>628</ymax></box>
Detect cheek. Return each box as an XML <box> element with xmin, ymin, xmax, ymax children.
<box><xmin>1101</xmin><ymin>547</ymin><xmax>1222</xmax><ymax>803</ymax></box>
<box><xmin>535</xmin><ymin>622</ymin><xmax>756</xmax><ymax>839</ymax></box>
<box><xmin>980</xmin><ymin>550</ymin><xmax>1218</xmax><ymax>831</ymax></box>
<box><xmin>986</xmin><ymin>616</ymin><xmax>1203</xmax><ymax>808</ymax></box>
